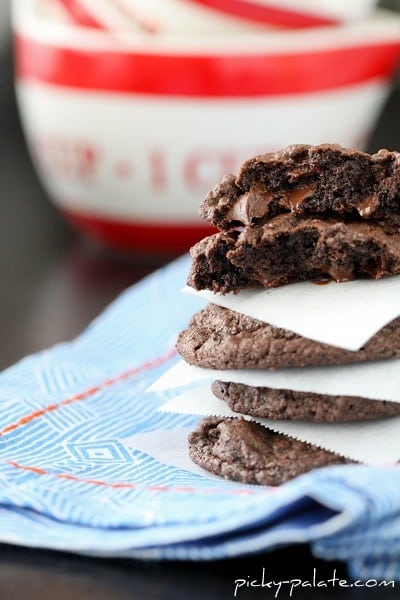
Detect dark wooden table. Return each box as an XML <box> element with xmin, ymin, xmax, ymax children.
<box><xmin>1</xmin><ymin>40</ymin><xmax>400</xmax><ymax>598</ymax></box>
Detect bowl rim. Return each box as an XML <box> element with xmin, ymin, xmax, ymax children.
<box><xmin>13</xmin><ymin>0</ymin><xmax>400</xmax><ymax>55</ymax></box>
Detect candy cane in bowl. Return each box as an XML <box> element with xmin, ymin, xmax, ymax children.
<box><xmin>119</xmin><ymin>0</ymin><xmax>379</xmax><ymax>33</ymax></box>
<box><xmin>57</xmin><ymin>0</ymin><xmax>152</xmax><ymax>32</ymax></box>
<box><xmin>53</xmin><ymin>0</ymin><xmax>269</xmax><ymax>34</ymax></box>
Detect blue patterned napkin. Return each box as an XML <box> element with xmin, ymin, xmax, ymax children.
<box><xmin>0</xmin><ymin>254</ymin><xmax>399</xmax><ymax>580</ymax></box>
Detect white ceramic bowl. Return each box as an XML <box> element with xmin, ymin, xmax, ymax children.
<box><xmin>13</xmin><ymin>0</ymin><xmax>400</xmax><ymax>254</ymax></box>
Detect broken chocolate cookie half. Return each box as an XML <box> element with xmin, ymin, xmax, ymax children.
<box><xmin>188</xmin><ymin>144</ymin><xmax>400</xmax><ymax>293</ymax></box>
<box><xmin>200</xmin><ymin>144</ymin><xmax>400</xmax><ymax>229</ymax></box>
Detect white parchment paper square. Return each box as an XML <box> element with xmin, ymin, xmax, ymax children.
<box><xmin>159</xmin><ymin>385</ymin><xmax>400</xmax><ymax>466</ymax></box>
<box><xmin>149</xmin><ymin>359</ymin><xmax>400</xmax><ymax>403</ymax></box>
<box><xmin>184</xmin><ymin>274</ymin><xmax>400</xmax><ymax>351</ymax></box>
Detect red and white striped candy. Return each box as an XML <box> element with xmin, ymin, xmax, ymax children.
<box><xmin>185</xmin><ymin>0</ymin><xmax>379</xmax><ymax>28</ymax></box>
<box><xmin>59</xmin><ymin>0</ymin><xmax>270</xmax><ymax>34</ymax></box>
<box><xmin>48</xmin><ymin>0</ymin><xmax>380</xmax><ymax>35</ymax></box>
<box><xmin>57</xmin><ymin>0</ymin><xmax>148</xmax><ymax>32</ymax></box>
<box><xmin>108</xmin><ymin>0</ymin><xmax>378</xmax><ymax>33</ymax></box>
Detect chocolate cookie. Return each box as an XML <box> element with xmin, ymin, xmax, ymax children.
<box><xmin>176</xmin><ymin>304</ymin><xmax>400</xmax><ymax>369</ymax></box>
<box><xmin>200</xmin><ymin>144</ymin><xmax>400</xmax><ymax>229</ymax></box>
<box><xmin>212</xmin><ymin>380</ymin><xmax>400</xmax><ymax>422</ymax></box>
<box><xmin>187</xmin><ymin>213</ymin><xmax>400</xmax><ymax>293</ymax></box>
<box><xmin>188</xmin><ymin>416</ymin><xmax>352</xmax><ymax>486</ymax></box>
<box><xmin>187</xmin><ymin>231</ymin><xmax>259</xmax><ymax>293</ymax></box>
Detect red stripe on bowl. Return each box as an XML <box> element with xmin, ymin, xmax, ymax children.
<box><xmin>61</xmin><ymin>208</ymin><xmax>215</xmax><ymax>254</ymax></box>
<box><xmin>15</xmin><ymin>35</ymin><xmax>400</xmax><ymax>97</ymax></box>
<box><xmin>187</xmin><ymin>0</ymin><xmax>339</xmax><ymax>28</ymax></box>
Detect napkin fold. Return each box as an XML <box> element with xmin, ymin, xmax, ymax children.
<box><xmin>0</xmin><ymin>254</ymin><xmax>399</xmax><ymax>581</ymax></box>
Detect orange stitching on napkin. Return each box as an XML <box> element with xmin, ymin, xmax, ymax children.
<box><xmin>5</xmin><ymin>458</ymin><xmax>275</xmax><ymax>495</ymax></box>
<box><xmin>0</xmin><ymin>348</ymin><xmax>177</xmax><ymax>436</ymax></box>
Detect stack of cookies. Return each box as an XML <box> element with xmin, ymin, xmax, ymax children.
<box><xmin>176</xmin><ymin>144</ymin><xmax>400</xmax><ymax>486</ymax></box>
